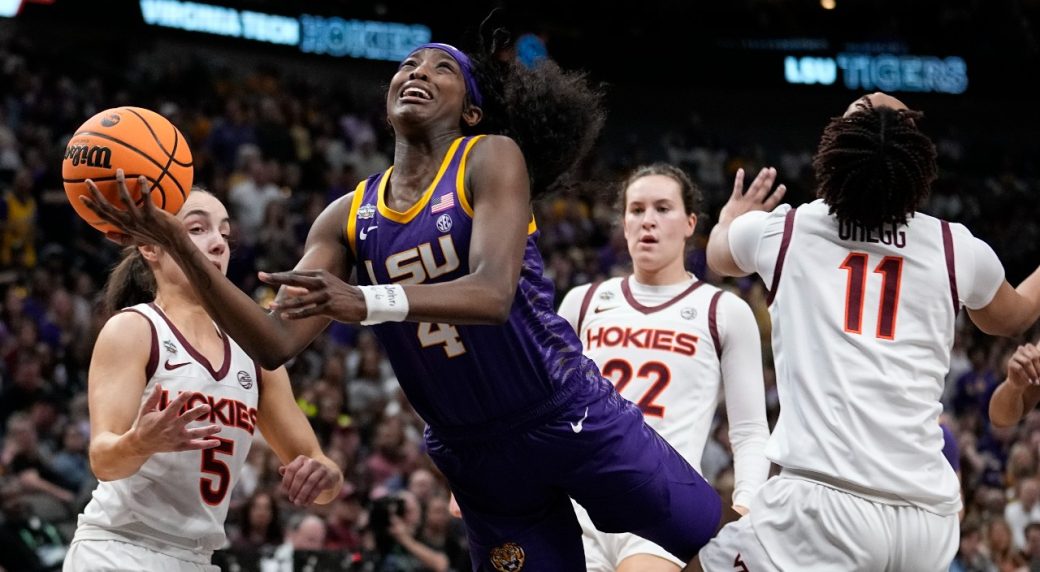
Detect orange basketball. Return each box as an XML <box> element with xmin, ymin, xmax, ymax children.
<box><xmin>62</xmin><ymin>106</ymin><xmax>193</xmax><ymax>233</ymax></box>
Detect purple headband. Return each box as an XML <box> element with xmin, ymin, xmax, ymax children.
<box><xmin>407</xmin><ymin>43</ymin><xmax>483</xmax><ymax>107</ymax></box>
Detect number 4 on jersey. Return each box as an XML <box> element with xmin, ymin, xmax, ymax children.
<box><xmin>840</xmin><ymin>252</ymin><xmax>904</xmax><ymax>340</ymax></box>
<box><xmin>418</xmin><ymin>322</ymin><xmax>466</xmax><ymax>358</ymax></box>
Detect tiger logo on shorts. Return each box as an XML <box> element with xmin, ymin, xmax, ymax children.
<box><xmin>489</xmin><ymin>542</ymin><xmax>525</xmax><ymax>571</ymax></box>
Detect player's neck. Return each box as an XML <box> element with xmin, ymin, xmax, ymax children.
<box><xmin>393</xmin><ymin>131</ymin><xmax>459</xmax><ymax>174</ymax></box>
<box><xmin>153</xmin><ymin>291</ymin><xmax>218</xmax><ymax>338</ymax></box>
<box><xmin>632</xmin><ymin>263</ymin><xmax>692</xmax><ymax>286</ymax></box>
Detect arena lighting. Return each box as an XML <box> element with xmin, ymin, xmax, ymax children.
<box><xmin>0</xmin><ymin>0</ymin><xmax>22</xmax><ymax>18</ymax></box>
<box><xmin>820</xmin><ymin>0</ymin><xmax>836</xmax><ymax>10</ymax></box>
<box><xmin>784</xmin><ymin>53</ymin><xmax>969</xmax><ymax>94</ymax></box>
<box><xmin>138</xmin><ymin>0</ymin><xmax>431</xmax><ymax>62</ymax></box>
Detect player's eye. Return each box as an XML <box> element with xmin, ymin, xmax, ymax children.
<box><xmin>189</xmin><ymin>226</ymin><xmax>204</xmax><ymax>234</ymax></box>
<box><xmin>399</xmin><ymin>59</ymin><xmax>417</xmax><ymax>69</ymax></box>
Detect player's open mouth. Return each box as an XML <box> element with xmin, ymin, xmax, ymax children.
<box><xmin>640</xmin><ymin>235</ymin><xmax>658</xmax><ymax>244</ymax></box>
<box><xmin>400</xmin><ymin>84</ymin><xmax>433</xmax><ymax>103</ymax></box>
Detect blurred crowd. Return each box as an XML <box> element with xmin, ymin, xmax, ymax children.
<box><xmin>1</xmin><ymin>25</ymin><xmax>1040</xmax><ymax>572</ymax></box>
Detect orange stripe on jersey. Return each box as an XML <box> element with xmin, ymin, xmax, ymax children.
<box><xmin>344</xmin><ymin>180</ymin><xmax>367</xmax><ymax>257</ymax></box>
<box><xmin>378</xmin><ymin>137</ymin><xmax>463</xmax><ymax>223</ymax></box>
<box><xmin>455</xmin><ymin>134</ymin><xmax>485</xmax><ymax>218</ymax></box>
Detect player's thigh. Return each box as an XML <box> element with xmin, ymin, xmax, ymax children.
<box><xmin>890</xmin><ymin>506</ymin><xmax>958</xmax><ymax>572</ymax></box>
<box><xmin>64</xmin><ymin>539</ymin><xmax>218</xmax><ymax>572</ymax></box>
<box><xmin>698</xmin><ymin>516</ymin><xmax>775</xmax><ymax>572</ymax></box>
<box><xmin>706</xmin><ymin>476</ymin><xmax>889</xmax><ymax>571</ymax></box>
<box><xmin>454</xmin><ymin>491</ymin><xmax>584</xmax><ymax>572</ymax></box>
<box><xmin>564</xmin><ymin>390</ymin><xmax>720</xmax><ymax>535</ymax></box>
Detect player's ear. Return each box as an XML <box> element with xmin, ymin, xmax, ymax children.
<box><xmin>138</xmin><ymin>243</ymin><xmax>161</xmax><ymax>261</ymax></box>
<box><xmin>462</xmin><ymin>104</ymin><xmax>483</xmax><ymax>127</ymax></box>
<box><xmin>686</xmin><ymin>213</ymin><xmax>698</xmax><ymax>239</ymax></box>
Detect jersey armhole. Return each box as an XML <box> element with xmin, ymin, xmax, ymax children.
<box><xmin>576</xmin><ymin>281</ymin><xmax>604</xmax><ymax>336</ymax></box>
<box><xmin>708</xmin><ymin>290</ymin><xmax>724</xmax><ymax>357</ymax></box>
<box><xmin>344</xmin><ymin>181</ymin><xmax>369</xmax><ymax>258</ymax></box>
<box><xmin>766</xmin><ymin>208</ymin><xmax>798</xmax><ymax>306</ymax></box>
<box><xmin>941</xmin><ymin>221</ymin><xmax>960</xmax><ymax>314</ymax></box>
<box><xmin>119</xmin><ymin>308</ymin><xmax>159</xmax><ymax>379</ymax></box>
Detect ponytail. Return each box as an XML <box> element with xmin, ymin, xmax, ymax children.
<box><xmin>103</xmin><ymin>247</ymin><xmax>156</xmax><ymax>314</ymax></box>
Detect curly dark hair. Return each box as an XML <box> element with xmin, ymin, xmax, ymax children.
<box><xmin>812</xmin><ymin>100</ymin><xmax>937</xmax><ymax>228</ymax></box>
<box><xmin>464</xmin><ymin>16</ymin><xmax>606</xmax><ymax>199</ymax></box>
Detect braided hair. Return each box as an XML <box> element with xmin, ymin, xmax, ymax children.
<box><xmin>464</xmin><ymin>14</ymin><xmax>606</xmax><ymax>199</ymax></box>
<box><xmin>812</xmin><ymin>99</ymin><xmax>937</xmax><ymax>228</ymax></box>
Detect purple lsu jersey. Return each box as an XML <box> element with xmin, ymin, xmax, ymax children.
<box><xmin>346</xmin><ymin>136</ymin><xmax>596</xmax><ymax>429</ymax></box>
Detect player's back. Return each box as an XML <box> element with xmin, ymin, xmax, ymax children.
<box><xmin>767</xmin><ymin>199</ymin><xmax>961</xmax><ymax>515</ymax></box>
<box><xmin>75</xmin><ymin>303</ymin><xmax>260</xmax><ymax>555</ymax></box>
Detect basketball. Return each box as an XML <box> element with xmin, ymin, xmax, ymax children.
<box><xmin>62</xmin><ymin>106</ymin><xmax>193</xmax><ymax>233</ymax></box>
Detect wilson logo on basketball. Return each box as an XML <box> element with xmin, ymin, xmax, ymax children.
<box><xmin>64</xmin><ymin>144</ymin><xmax>112</xmax><ymax>169</ymax></box>
<box><xmin>100</xmin><ymin>113</ymin><xmax>121</xmax><ymax>127</ymax></box>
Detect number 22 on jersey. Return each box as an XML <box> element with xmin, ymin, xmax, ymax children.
<box><xmin>840</xmin><ymin>252</ymin><xmax>904</xmax><ymax>340</ymax></box>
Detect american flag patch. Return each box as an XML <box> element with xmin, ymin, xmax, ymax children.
<box><xmin>431</xmin><ymin>193</ymin><xmax>455</xmax><ymax>213</ymax></box>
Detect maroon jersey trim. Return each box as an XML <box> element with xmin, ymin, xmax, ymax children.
<box><xmin>708</xmin><ymin>290</ymin><xmax>724</xmax><ymax>357</ymax></box>
<box><xmin>621</xmin><ymin>277</ymin><xmax>706</xmax><ymax>315</ymax></box>
<box><xmin>576</xmin><ymin>281</ymin><xmax>603</xmax><ymax>335</ymax></box>
<box><xmin>121</xmin><ymin>308</ymin><xmax>159</xmax><ymax>379</ymax></box>
<box><xmin>149</xmin><ymin>303</ymin><xmax>232</xmax><ymax>380</ymax></box>
<box><xmin>766</xmin><ymin>208</ymin><xmax>798</xmax><ymax>306</ymax></box>
<box><xmin>941</xmin><ymin>221</ymin><xmax>959</xmax><ymax>313</ymax></box>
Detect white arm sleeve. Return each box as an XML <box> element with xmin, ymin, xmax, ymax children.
<box><xmin>717</xmin><ymin>293</ymin><xmax>771</xmax><ymax>509</ymax></box>
<box><xmin>557</xmin><ymin>284</ymin><xmax>591</xmax><ymax>334</ymax></box>
<box><xmin>728</xmin><ymin>205</ymin><xmax>792</xmax><ymax>285</ymax></box>
<box><xmin>951</xmin><ymin>223</ymin><xmax>1005</xmax><ymax>310</ymax></box>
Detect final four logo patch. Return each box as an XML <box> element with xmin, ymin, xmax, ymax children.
<box><xmin>489</xmin><ymin>542</ymin><xmax>525</xmax><ymax>571</ymax></box>
<box><xmin>357</xmin><ymin>204</ymin><xmax>376</xmax><ymax>220</ymax></box>
<box><xmin>237</xmin><ymin>371</ymin><xmax>254</xmax><ymax>389</ymax></box>
<box><xmin>163</xmin><ymin>340</ymin><xmax>178</xmax><ymax>354</ymax></box>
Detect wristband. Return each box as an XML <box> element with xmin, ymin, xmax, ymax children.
<box><xmin>359</xmin><ymin>284</ymin><xmax>409</xmax><ymax>325</ymax></box>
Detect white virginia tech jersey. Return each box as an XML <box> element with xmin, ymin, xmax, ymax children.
<box><xmin>78</xmin><ymin>303</ymin><xmax>260</xmax><ymax>552</ymax></box>
<box><xmin>562</xmin><ymin>277</ymin><xmax>730</xmax><ymax>472</ymax></box>
<box><xmin>730</xmin><ymin>199</ymin><xmax>1004</xmax><ymax>515</ymax></box>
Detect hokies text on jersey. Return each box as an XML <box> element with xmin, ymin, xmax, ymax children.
<box><xmin>585</xmin><ymin>326</ymin><xmax>699</xmax><ymax>357</ymax></box>
<box><xmin>158</xmin><ymin>389</ymin><xmax>259</xmax><ymax>435</ymax></box>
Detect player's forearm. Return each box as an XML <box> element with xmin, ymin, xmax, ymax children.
<box><xmin>729</xmin><ymin>420</ymin><xmax>771</xmax><ymax>508</ymax></box>
<box><xmin>1012</xmin><ymin>266</ymin><xmax>1040</xmax><ymax>333</ymax></box>
<box><xmin>168</xmin><ymin>234</ymin><xmax>307</xmax><ymax>367</ymax></box>
<box><xmin>89</xmin><ymin>431</ymin><xmax>151</xmax><ymax>481</ymax></box>
<box><xmin>403</xmin><ymin>272</ymin><xmax>516</xmax><ymax>325</ymax></box>
<box><xmin>989</xmin><ymin>381</ymin><xmax>1030</xmax><ymax>428</ymax></box>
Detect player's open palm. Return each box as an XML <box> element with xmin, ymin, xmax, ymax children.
<box><xmin>1007</xmin><ymin>343</ymin><xmax>1040</xmax><ymax>389</ymax></box>
<box><xmin>131</xmin><ymin>384</ymin><xmax>222</xmax><ymax>454</ymax></box>
<box><xmin>261</xmin><ymin>269</ymin><xmax>367</xmax><ymax>322</ymax></box>
<box><xmin>81</xmin><ymin>168</ymin><xmax>185</xmax><ymax>247</ymax></box>
<box><xmin>719</xmin><ymin>167</ymin><xmax>787</xmax><ymax>225</ymax></box>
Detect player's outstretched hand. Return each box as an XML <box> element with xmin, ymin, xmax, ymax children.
<box><xmin>279</xmin><ymin>455</ymin><xmax>339</xmax><ymax>506</ymax></box>
<box><xmin>261</xmin><ymin>269</ymin><xmax>367</xmax><ymax>322</ymax></box>
<box><xmin>130</xmin><ymin>384</ymin><xmax>222</xmax><ymax>454</ymax></box>
<box><xmin>80</xmin><ymin>168</ymin><xmax>185</xmax><ymax>247</ymax></box>
<box><xmin>1007</xmin><ymin>343</ymin><xmax>1040</xmax><ymax>389</ymax></box>
<box><xmin>718</xmin><ymin>167</ymin><xmax>787</xmax><ymax>226</ymax></box>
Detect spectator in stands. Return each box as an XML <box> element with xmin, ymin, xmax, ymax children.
<box><xmin>230</xmin><ymin>490</ymin><xmax>284</xmax><ymax>553</ymax></box>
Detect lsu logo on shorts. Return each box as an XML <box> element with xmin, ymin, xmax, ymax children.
<box><xmin>490</xmin><ymin>542</ymin><xmax>525</xmax><ymax>571</ymax></box>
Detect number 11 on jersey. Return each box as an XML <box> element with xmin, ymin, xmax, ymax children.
<box><xmin>840</xmin><ymin>252</ymin><xmax>904</xmax><ymax>340</ymax></box>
